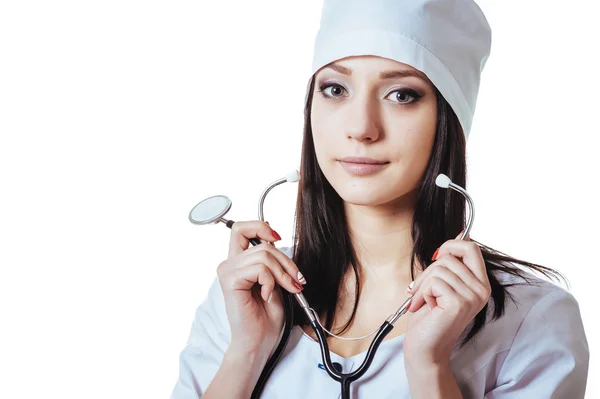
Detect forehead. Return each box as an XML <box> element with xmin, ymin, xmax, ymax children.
<box><xmin>316</xmin><ymin>55</ymin><xmax>430</xmax><ymax>83</ymax></box>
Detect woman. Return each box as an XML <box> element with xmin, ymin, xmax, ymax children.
<box><xmin>171</xmin><ymin>0</ymin><xmax>589</xmax><ymax>397</ymax></box>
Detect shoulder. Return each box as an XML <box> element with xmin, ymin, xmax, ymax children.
<box><xmin>496</xmin><ymin>269</ymin><xmax>588</xmax><ymax>356</ymax></box>
<box><xmin>453</xmin><ymin>269</ymin><xmax>589</xmax><ymax>396</ymax></box>
<box><xmin>465</xmin><ymin>269</ymin><xmax>586</xmax><ymax>353</ymax></box>
<box><xmin>187</xmin><ymin>276</ymin><xmax>231</xmax><ymax>348</ymax></box>
<box><xmin>492</xmin><ymin>270</ymin><xmax>583</xmax><ymax>337</ymax></box>
<box><xmin>498</xmin><ymin>268</ymin><xmax>572</xmax><ymax>302</ymax></box>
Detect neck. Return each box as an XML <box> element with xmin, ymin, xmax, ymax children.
<box><xmin>344</xmin><ymin>189</ymin><xmax>420</xmax><ymax>283</ymax></box>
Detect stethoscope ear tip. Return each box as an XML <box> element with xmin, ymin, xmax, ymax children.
<box><xmin>285</xmin><ymin>170</ymin><xmax>300</xmax><ymax>183</ymax></box>
<box><xmin>435</xmin><ymin>173</ymin><xmax>452</xmax><ymax>188</ymax></box>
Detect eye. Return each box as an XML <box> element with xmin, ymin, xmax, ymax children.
<box><xmin>318</xmin><ymin>83</ymin><xmax>347</xmax><ymax>98</ymax></box>
<box><xmin>385</xmin><ymin>88</ymin><xmax>422</xmax><ymax>104</ymax></box>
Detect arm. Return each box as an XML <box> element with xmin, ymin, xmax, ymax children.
<box><xmin>201</xmin><ymin>346</ymin><xmax>270</xmax><ymax>399</ymax></box>
<box><xmin>405</xmin><ymin>360</ymin><xmax>462</xmax><ymax>399</ymax></box>
<box><xmin>485</xmin><ymin>289</ymin><xmax>589</xmax><ymax>398</ymax></box>
<box><xmin>404</xmin><ymin>234</ymin><xmax>487</xmax><ymax>399</ymax></box>
<box><xmin>170</xmin><ymin>278</ymin><xmax>267</xmax><ymax>399</ymax></box>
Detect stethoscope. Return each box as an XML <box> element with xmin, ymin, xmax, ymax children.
<box><xmin>189</xmin><ymin>171</ymin><xmax>475</xmax><ymax>399</ymax></box>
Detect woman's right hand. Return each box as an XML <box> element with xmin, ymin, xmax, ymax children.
<box><xmin>217</xmin><ymin>221</ymin><xmax>305</xmax><ymax>361</ymax></box>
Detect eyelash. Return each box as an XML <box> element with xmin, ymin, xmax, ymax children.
<box><xmin>317</xmin><ymin>83</ymin><xmax>423</xmax><ymax>105</ymax></box>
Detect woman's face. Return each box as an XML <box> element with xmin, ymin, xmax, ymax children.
<box><xmin>311</xmin><ymin>55</ymin><xmax>437</xmax><ymax>207</ymax></box>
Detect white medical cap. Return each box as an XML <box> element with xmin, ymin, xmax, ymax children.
<box><xmin>310</xmin><ymin>0</ymin><xmax>492</xmax><ymax>139</ymax></box>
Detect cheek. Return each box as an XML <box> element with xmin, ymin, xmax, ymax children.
<box><xmin>384</xmin><ymin>104</ymin><xmax>437</xmax><ymax>187</ymax></box>
<box><xmin>310</xmin><ymin>104</ymin><xmax>337</xmax><ymax>158</ymax></box>
<box><xmin>399</xmin><ymin>103</ymin><xmax>437</xmax><ymax>152</ymax></box>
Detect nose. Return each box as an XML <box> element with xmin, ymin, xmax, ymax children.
<box><xmin>344</xmin><ymin>95</ymin><xmax>381</xmax><ymax>143</ymax></box>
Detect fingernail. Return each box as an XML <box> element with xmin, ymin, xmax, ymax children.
<box><xmin>293</xmin><ymin>282</ymin><xmax>303</xmax><ymax>291</ymax></box>
<box><xmin>406</xmin><ymin>281</ymin><xmax>414</xmax><ymax>292</ymax></box>
<box><xmin>272</xmin><ymin>230</ymin><xmax>282</xmax><ymax>241</ymax></box>
<box><xmin>267</xmin><ymin>292</ymin><xmax>273</xmax><ymax>303</ymax></box>
<box><xmin>297</xmin><ymin>271</ymin><xmax>307</xmax><ymax>285</ymax></box>
<box><xmin>432</xmin><ymin>248</ymin><xmax>439</xmax><ymax>261</ymax></box>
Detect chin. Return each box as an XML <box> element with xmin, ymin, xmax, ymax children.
<box><xmin>332</xmin><ymin>180</ymin><xmax>406</xmax><ymax>207</ymax></box>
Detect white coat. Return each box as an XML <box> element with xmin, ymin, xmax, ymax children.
<box><xmin>170</xmin><ymin>247</ymin><xmax>589</xmax><ymax>398</ymax></box>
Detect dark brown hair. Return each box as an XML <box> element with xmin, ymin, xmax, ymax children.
<box><xmin>291</xmin><ymin>76</ymin><xmax>562</xmax><ymax>345</ymax></box>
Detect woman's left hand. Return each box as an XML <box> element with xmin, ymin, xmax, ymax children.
<box><xmin>403</xmin><ymin>231</ymin><xmax>491</xmax><ymax>369</ymax></box>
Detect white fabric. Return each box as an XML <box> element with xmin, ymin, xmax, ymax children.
<box><xmin>170</xmin><ymin>247</ymin><xmax>589</xmax><ymax>398</ymax></box>
<box><xmin>310</xmin><ymin>0</ymin><xmax>492</xmax><ymax>139</ymax></box>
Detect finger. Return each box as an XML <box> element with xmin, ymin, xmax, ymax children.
<box><xmin>237</xmin><ymin>250</ymin><xmax>303</xmax><ymax>294</ymax></box>
<box><xmin>257</xmin><ymin>265</ymin><xmax>275</xmax><ymax>302</ymax></box>
<box><xmin>236</xmin><ymin>263</ymin><xmax>275</xmax><ymax>302</ymax></box>
<box><xmin>409</xmin><ymin>255</ymin><xmax>491</xmax><ymax>302</ymax></box>
<box><xmin>408</xmin><ymin>271</ymin><xmax>433</xmax><ymax>312</ymax></box>
<box><xmin>434</xmin><ymin>240</ymin><xmax>487</xmax><ymax>284</ymax></box>
<box><xmin>428</xmin><ymin>277</ymin><xmax>460</xmax><ymax>310</ymax></box>
<box><xmin>414</xmin><ymin>254</ymin><xmax>487</xmax><ymax>300</ymax></box>
<box><xmin>409</xmin><ymin>275</ymin><xmax>434</xmax><ymax>312</ymax></box>
<box><xmin>429</xmin><ymin>230</ymin><xmax>469</xmax><ymax>262</ymax></box>
<box><xmin>410</xmin><ymin>236</ymin><xmax>473</xmax><ymax>294</ymax></box>
<box><xmin>241</xmin><ymin>244</ymin><xmax>304</xmax><ymax>286</ymax></box>
<box><xmin>228</xmin><ymin>221</ymin><xmax>281</xmax><ymax>257</ymax></box>
<box><xmin>234</xmin><ymin>263</ymin><xmax>275</xmax><ymax>301</ymax></box>
<box><xmin>455</xmin><ymin>229</ymin><xmax>470</xmax><ymax>241</ymax></box>
<box><xmin>407</xmin><ymin>253</ymin><xmax>446</xmax><ymax>294</ymax></box>
<box><xmin>409</xmin><ymin>266</ymin><xmax>468</xmax><ymax>312</ymax></box>
<box><xmin>433</xmin><ymin>265</ymin><xmax>476</xmax><ymax>306</ymax></box>
<box><xmin>411</xmin><ymin>277</ymin><xmax>460</xmax><ymax>312</ymax></box>
<box><xmin>423</xmin><ymin>292</ymin><xmax>438</xmax><ymax>310</ymax></box>
<box><xmin>244</xmin><ymin>244</ymin><xmax>306</xmax><ymax>285</ymax></box>
<box><xmin>435</xmin><ymin>255</ymin><xmax>490</xmax><ymax>301</ymax></box>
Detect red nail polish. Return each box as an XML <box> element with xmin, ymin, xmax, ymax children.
<box><xmin>293</xmin><ymin>282</ymin><xmax>303</xmax><ymax>291</ymax></box>
<box><xmin>272</xmin><ymin>230</ymin><xmax>282</xmax><ymax>241</ymax></box>
<box><xmin>432</xmin><ymin>248</ymin><xmax>439</xmax><ymax>261</ymax></box>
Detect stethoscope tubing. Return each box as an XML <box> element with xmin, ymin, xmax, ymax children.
<box><xmin>227</xmin><ymin>211</ymin><xmax>398</xmax><ymax>399</ymax></box>
<box><xmin>216</xmin><ymin>173</ymin><xmax>474</xmax><ymax>399</ymax></box>
<box><xmin>312</xmin><ymin>318</ymin><xmax>394</xmax><ymax>390</ymax></box>
<box><xmin>221</xmin><ymin>219</ymin><xmax>294</xmax><ymax>399</ymax></box>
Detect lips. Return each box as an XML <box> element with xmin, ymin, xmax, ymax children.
<box><xmin>337</xmin><ymin>157</ymin><xmax>389</xmax><ymax>176</ymax></box>
<box><xmin>338</xmin><ymin>157</ymin><xmax>388</xmax><ymax>165</ymax></box>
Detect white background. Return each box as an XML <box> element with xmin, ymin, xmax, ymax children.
<box><xmin>0</xmin><ymin>0</ymin><xmax>597</xmax><ymax>397</ymax></box>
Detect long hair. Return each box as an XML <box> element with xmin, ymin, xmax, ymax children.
<box><xmin>292</xmin><ymin>76</ymin><xmax>563</xmax><ymax>345</ymax></box>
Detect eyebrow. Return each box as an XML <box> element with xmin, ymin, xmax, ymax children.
<box><xmin>324</xmin><ymin>64</ymin><xmax>429</xmax><ymax>82</ymax></box>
